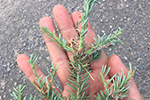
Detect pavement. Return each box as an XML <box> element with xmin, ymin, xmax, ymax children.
<box><xmin>0</xmin><ymin>0</ymin><xmax>150</xmax><ymax>99</ymax></box>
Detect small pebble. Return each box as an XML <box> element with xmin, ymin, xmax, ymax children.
<box><xmin>7</xmin><ymin>67</ymin><xmax>11</xmax><ymax>73</ymax></box>
<box><xmin>19</xmin><ymin>70</ymin><xmax>22</xmax><ymax>73</ymax></box>
<box><xmin>108</xmin><ymin>48</ymin><xmax>112</xmax><ymax>51</ymax></box>
<box><xmin>126</xmin><ymin>4</ymin><xmax>129</xmax><ymax>7</ymax></box>
<box><xmin>3</xmin><ymin>65</ymin><xmax>7</xmax><ymax>67</ymax></box>
<box><xmin>109</xmin><ymin>25</ymin><xmax>113</xmax><ymax>29</ymax></box>
<box><xmin>101</xmin><ymin>30</ymin><xmax>105</xmax><ymax>33</ymax></box>
<box><xmin>39</xmin><ymin>56</ymin><xmax>42</xmax><ymax>60</ymax></box>
<box><xmin>14</xmin><ymin>82</ymin><xmax>17</xmax><ymax>86</ymax></box>
<box><xmin>124</xmin><ymin>17</ymin><xmax>127</xmax><ymax>20</ymax></box>
<box><xmin>137</xmin><ymin>58</ymin><xmax>141</xmax><ymax>61</ymax></box>
<box><xmin>23</xmin><ymin>78</ymin><xmax>26</xmax><ymax>82</ymax></box>
<box><xmin>1</xmin><ymin>80</ymin><xmax>5</xmax><ymax>87</ymax></box>
<box><xmin>2</xmin><ymin>86</ymin><xmax>5</xmax><ymax>90</ymax></box>
<box><xmin>3</xmin><ymin>95</ymin><xmax>6</xmax><ymax>98</ymax></box>
<box><xmin>23</xmin><ymin>42</ymin><xmax>26</xmax><ymax>46</ymax></box>
<box><xmin>9</xmin><ymin>89</ymin><xmax>11</xmax><ymax>92</ymax></box>
<box><xmin>124</xmin><ymin>56</ymin><xmax>128</xmax><ymax>61</ymax></box>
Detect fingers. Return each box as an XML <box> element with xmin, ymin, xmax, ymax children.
<box><xmin>39</xmin><ymin>17</ymin><xmax>72</xmax><ymax>96</ymax></box>
<box><xmin>53</xmin><ymin>5</ymin><xmax>76</xmax><ymax>40</ymax></box>
<box><xmin>108</xmin><ymin>55</ymin><xmax>142</xmax><ymax>100</ymax></box>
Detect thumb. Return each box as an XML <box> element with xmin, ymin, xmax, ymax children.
<box><xmin>107</xmin><ymin>55</ymin><xmax>142</xmax><ymax>100</ymax></box>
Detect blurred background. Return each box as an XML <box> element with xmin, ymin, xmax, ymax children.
<box><xmin>0</xmin><ymin>0</ymin><xmax>149</xmax><ymax>99</ymax></box>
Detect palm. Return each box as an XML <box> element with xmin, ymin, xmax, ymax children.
<box><xmin>62</xmin><ymin>49</ymin><xmax>108</xmax><ymax>99</ymax></box>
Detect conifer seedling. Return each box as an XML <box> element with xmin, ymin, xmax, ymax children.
<box><xmin>11</xmin><ymin>0</ymin><xmax>136</xmax><ymax>100</ymax></box>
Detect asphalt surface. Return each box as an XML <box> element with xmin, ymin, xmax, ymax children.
<box><xmin>0</xmin><ymin>0</ymin><xmax>150</xmax><ymax>99</ymax></box>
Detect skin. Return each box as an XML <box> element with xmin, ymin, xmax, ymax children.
<box><xmin>17</xmin><ymin>5</ymin><xmax>142</xmax><ymax>100</ymax></box>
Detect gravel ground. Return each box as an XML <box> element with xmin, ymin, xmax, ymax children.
<box><xmin>0</xmin><ymin>0</ymin><xmax>150</xmax><ymax>99</ymax></box>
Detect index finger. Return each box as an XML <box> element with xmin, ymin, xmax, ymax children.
<box><xmin>39</xmin><ymin>17</ymin><xmax>72</xmax><ymax>96</ymax></box>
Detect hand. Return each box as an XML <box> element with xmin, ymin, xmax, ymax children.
<box><xmin>17</xmin><ymin>5</ymin><xmax>142</xmax><ymax>100</ymax></box>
